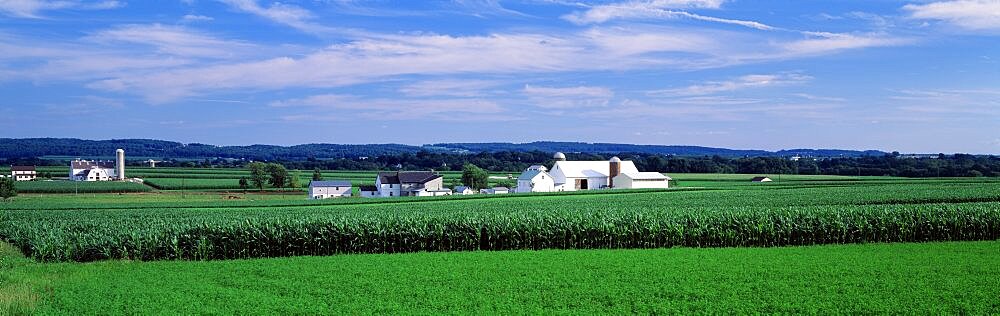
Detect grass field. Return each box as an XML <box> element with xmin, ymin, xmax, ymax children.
<box><xmin>2</xmin><ymin>171</ymin><xmax>998</xmax><ymax>313</ymax></box>
<box><xmin>3</xmin><ymin>241</ymin><xmax>998</xmax><ymax>314</ymax></box>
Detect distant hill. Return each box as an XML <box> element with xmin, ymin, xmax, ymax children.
<box><xmin>429</xmin><ymin>142</ymin><xmax>886</xmax><ymax>158</ymax></box>
<box><xmin>0</xmin><ymin>138</ymin><xmax>886</xmax><ymax>160</ymax></box>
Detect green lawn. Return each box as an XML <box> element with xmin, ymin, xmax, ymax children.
<box><xmin>3</xmin><ymin>241</ymin><xmax>998</xmax><ymax>314</ymax></box>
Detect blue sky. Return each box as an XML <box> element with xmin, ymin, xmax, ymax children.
<box><xmin>1</xmin><ymin>0</ymin><xmax>998</xmax><ymax>153</ymax></box>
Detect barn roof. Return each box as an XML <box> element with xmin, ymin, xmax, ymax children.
<box><xmin>617</xmin><ymin>172</ymin><xmax>671</xmax><ymax>180</ymax></box>
<box><xmin>358</xmin><ymin>185</ymin><xmax>378</xmax><ymax>191</ymax></box>
<box><xmin>517</xmin><ymin>170</ymin><xmax>549</xmax><ymax>180</ymax></box>
<box><xmin>453</xmin><ymin>186</ymin><xmax>470</xmax><ymax>192</ymax></box>
<box><xmin>71</xmin><ymin>160</ymin><xmax>115</xmax><ymax>169</ymax></box>
<box><xmin>310</xmin><ymin>180</ymin><xmax>352</xmax><ymax>187</ymax></box>
<box><xmin>378</xmin><ymin>171</ymin><xmax>441</xmax><ymax>184</ymax></box>
<box><xmin>551</xmin><ymin>160</ymin><xmax>639</xmax><ymax>178</ymax></box>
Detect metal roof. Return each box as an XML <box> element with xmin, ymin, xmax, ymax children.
<box><xmin>11</xmin><ymin>165</ymin><xmax>35</xmax><ymax>171</ymax></box>
<box><xmin>378</xmin><ymin>171</ymin><xmax>440</xmax><ymax>184</ymax></box>
<box><xmin>616</xmin><ymin>172</ymin><xmax>671</xmax><ymax>180</ymax></box>
<box><xmin>517</xmin><ymin>170</ymin><xmax>548</xmax><ymax>180</ymax></box>
<box><xmin>550</xmin><ymin>160</ymin><xmax>639</xmax><ymax>178</ymax></box>
<box><xmin>310</xmin><ymin>180</ymin><xmax>352</xmax><ymax>187</ymax></box>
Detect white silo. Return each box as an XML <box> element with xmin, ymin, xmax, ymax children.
<box><xmin>116</xmin><ymin>149</ymin><xmax>125</xmax><ymax>180</ymax></box>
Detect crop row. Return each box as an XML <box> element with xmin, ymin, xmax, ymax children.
<box><xmin>13</xmin><ymin>181</ymin><xmax>152</xmax><ymax>194</ymax></box>
<box><xmin>2</xmin><ymin>182</ymin><xmax>999</xmax><ymax>262</ymax></box>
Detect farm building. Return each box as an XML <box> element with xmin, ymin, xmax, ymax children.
<box><xmin>11</xmin><ymin>166</ymin><xmax>37</xmax><ymax>181</ymax></box>
<box><xmin>70</xmin><ymin>160</ymin><xmax>116</xmax><ymax>181</ymax></box>
<box><xmin>358</xmin><ymin>185</ymin><xmax>378</xmax><ymax>198</ymax></box>
<box><xmin>453</xmin><ymin>186</ymin><xmax>474</xmax><ymax>195</ymax></box>
<box><xmin>415</xmin><ymin>189</ymin><xmax>452</xmax><ymax>197</ymax></box>
<box><xmin>516</xmin><ymin>169</ymin><xmax>554</xmax><ymax>193</ymax></box>
<box><xmin>751</xmin><ymin>177</ymin><xmax>773</xmax><ymax>182</ymax></box>
<box><xmin>480</xmin><ymin>187</ymin><xmax>509</xmax><ymax>194</ymax></box>
<box><xmin>375</xmin><ymin>171</ymin><xmax>444</xmax><ymax>197</ymax></box>
<box><xmin>309</xmin><ymin>180</ymin><xmax>352</xmax><ymax>199</ymax></box>
<box><xmin>70</xmin><ymin>149</ymin><xmax>126</xmax><ymax>181</ymax></box>
<box><xmin>516</xmin><ymin>153</ymin><xmax>671</xmax><ymax>192</ymax></box>
<box><xmin>612</xmin><ymin>172</ymin><xmax>671</xmax><ymax>189</ymax></box>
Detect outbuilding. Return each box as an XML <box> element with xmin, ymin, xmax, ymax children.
<box><xmin>751</xmin><ymin>176</ymin><xmax>773</xmax><ymax>182</ymax></box>
<box><xmin>612</xmin><ymin>172</ymin><xmax>671</xmax><ymax>189</ymax></box>
<box><xmin>453</xmin><ymin>186</ymin><xmax>474</xmax><ymax>195</ymax></box>
<box><xmin>309</xmin><ymin>180</ymin><xmax>352</xmax><ymax>199</ymax></box>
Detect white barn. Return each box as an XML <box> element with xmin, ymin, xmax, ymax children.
<box><xmin>309</xmin><ymin>180</ymin><xmax>352</xmax><ymax>199</ymax></box>
<box><xmin>516</xmin><ymin>153</ymin><xmax>671</xmax><ymax>192</ymax></box>
<box><xmin>70</xmin><ymin>160</ymin><xmax>117</xmax><ymax>181</ymax></box>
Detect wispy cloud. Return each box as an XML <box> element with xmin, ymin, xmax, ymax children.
<box><xmin>777</xmin><ymin>32</ymin><xmax>912</xmax><ymax>57</ymax></box>
<box><xmin>651</xmin><ymin>73</ymin><xmax>812</xmax><ymax>96</ymax></box>
<box><xmin>181</xmin><ymin>14</ymin><xmax>214</xmax><ymax>22</ymax></box>
<box><xmin>562</xmin><ymin>0</ymin><xmax>773</xmax><ymax>30</ymax></box>
<box><xmin>523</xmin><ymin>84</ymin><xmax>614</xmax><ymax>108</ymax></box>
<box><xmin>218</xmin><ymin>0</ymin><xmax>336</xmax><ymax>34</ymax></box>
<box><xmin>399</xmin><ymin>79</ymin><xmax>505</xmax><ymax>97</ymax></box>
<box><xmin>904</xmin><ymin>0</ymin><xmax>1000</xmax><ymax>31</ymax></box>
<box><xmin>272</xmin><ymin>94</ymin><xmax>512</xmax><ymax>121</ymax></box>
<box><xmin>0</xmin><ymin>0</ymin><xmax>123</xmax><ymax>18</ymax></box>
<box><xmin>84</xmin><ymin>24</ymin><xmax>255</xmax><ymax>58</ymax></box>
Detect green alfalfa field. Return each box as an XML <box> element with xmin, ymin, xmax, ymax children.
<box><xmin>1</xmin><ymin>172</ymin><xmax>999</xmax><ymax>313</ymax></box>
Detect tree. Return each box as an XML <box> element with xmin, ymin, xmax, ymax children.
<box><xmin>239</xmin><ymin>177</ymin><xmax>248</xmax><ymax>193</ymax></box>
<box><xmin>266</xmin><ymin>163</ymin><xmax>289</xmax><ymax>189</ymax></box>
<box><xmin>0</xmin><ymin>177</ymin><xmax>16</xmax><ymax>201</ymax></box>
<box><xmin>288</xmin><ymin>171</ymin><xmax>301</xmax><ymax>189</ymax></box>
<box><xmin>312</xmin><ymin>168</ymin><xmax>323</xmax><ymax>181</ymax></box>
<box><xmin>246</xmin><ymin>162</ymin><xmax>267</xmax><ymax>191</ymax></box>
<box><xmin>461</xmin><ymin>163</ymin><xmax>489</xmax><ymax>190</ymax></box>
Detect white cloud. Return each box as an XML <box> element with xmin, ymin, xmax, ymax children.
<box><xmin>523</xmin><ymin>84</ymin><xmax>614</xmax><ymax>108</ymax></box>
<box><xmin>904</xmin><ymin>0</ymin><xmax>1000</xmax><ymax>31</ymax></box>
<box><xmin>271</xmin><ymin>94</ymin><xmax>511</xmax><ymax>121</ymax></box>
<box><xmin>399</xmin><ymin>79</ymin><xmax>504</xmax><ymax>97</ymax></box>
<box><xmin>562</xmin><ymin>0</ymin><xmax>773</xmax><ymax>30</ymax></box>
<box><xmin>0</xmin><ymin>0</ymin><xmax>123</xmax><ymax>18</ymax></box>
<box><xmin>181</xmin><ymin>14</ymin><xmax>214</xmax><ymax>22</ymax></box>
<box><xmin>84</xmin><ymin>24</ymin><xmax>254</xmax><ymax>58</ymax></box>
<box><xmin>651</xmin><ymin>73</ymin><xmax>812</xmax><ymax>96</ymax></box>
<box><xmin>218</xmin><ymin>0</ymin><xmax>335</xmax><ymax>34</ymax></box>
<box><xmin>777</xmin><ymin>32</ymin><xmax>912</xmax><ymax>57</ymax></box>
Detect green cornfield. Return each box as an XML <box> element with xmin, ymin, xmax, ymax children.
<box><xmin>13</xmin><ymin>181</ymin><xmax>152</xmax><ymax>193</ymax></box>
<box><xmin>2</xmin><ymin>181</ymin><xmax>998</xmax><ymax>262</ymax></box>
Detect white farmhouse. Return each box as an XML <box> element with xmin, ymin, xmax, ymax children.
<box><xmin>375</xmin><ymin>171</ymin><xmax>444</xmax><ymax>197</ymax></box>
<box><xmin>516</xmin><ymin>169</ymin><xmax>554</xmax><ymax>193</ymax></box>
<box><xmin>309</xmin><ymin>180</ymin><xmax>352</xmax><ymax>199</ymax></box>
<box><xmin>11</xmin><ymin>166</ymin><xmax>37</xmax><ymax>181</ymax></box>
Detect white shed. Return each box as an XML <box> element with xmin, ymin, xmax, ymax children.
<box><xmin>453</xmin><ymin>186</ymin><xmax>474</xmax><ymax>195</ymax></box>
<box><xmin>309</xmin><ymin>180</ymin><xmax>352</xmax><ymax>199</ymax></box>
<box><xmin>612</xmin><ymin>172</ymin><xmax>671</xmax><ymax>189</ymax></box>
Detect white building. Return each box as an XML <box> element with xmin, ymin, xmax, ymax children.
<box><xmin>375</xmin><ymin>171</ymin><xmax>444</xmax><ymax>197</ymax></box>
<box><xmin>359</xmin><ymin>185</ymin><xmax>378</xmax><ymax>198</ymax></box>
<box><xmin>516</xmin><ymin>169</ymin><xmax>554</xmax><ymax>193</ymax></box>
<box><xmin>309</xmin><ymin>180</ymin><xmax>352</xmax><ymax>199</ymax></box>
<box><xmin>751</xmin><ymin>176</ymin><xmax>773</xmax><ymax>182</ymax></box>
<box><xmin>453</xmin><ymin>186</ymin><xmax>474</xmax><ymax>195</ymax></box>
<box><xmin>11</xmin><ymin>166</ymin><xmax>36</xmax><ymax>181</ymax></box>
<box><xmin>612</xmin><ymin>172</ymin><xmax>671</xmax><ymax>189</ymax></box>
<box><xmin>481</xmin><ymin>187</ymin><xmax>509</xmax><ymax>194</ymax></box>
<box><xmin>70</xmin><ymin>160</ymin><xmax>117</xmax><ymax>181</ymax></box>
<box><xmin>516</xmin><ymin>153</ymin><xmax>671</xmax><ymax>192</ymax></box>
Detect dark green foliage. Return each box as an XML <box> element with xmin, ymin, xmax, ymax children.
<box><xmin>312</xmin><ymin>168</ymin><xmax>323</xmax><ymax>181</ymax></box>
<box><xmin>246</xmin><ymin>162</ymin><xmax>267</xmax><ymax>191</ymax></box>
<box><xmin>0</xmin><ymin>177</ymin><xmax>16</xmax><ymax>200</ymax></box>
<box><xmin>265</xmin><ymin>163</ymin><xmax>288</xmax><ymax>189</ymax></box>
<box><xmin>461</xmin><ymin>163</ymin><xmax>488</xmax><ymax>190</ymax></box>
<box><xmin>238</xmin><ymin>177</ymin><xmax>248</xmax><ymax>192</ymax></box>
